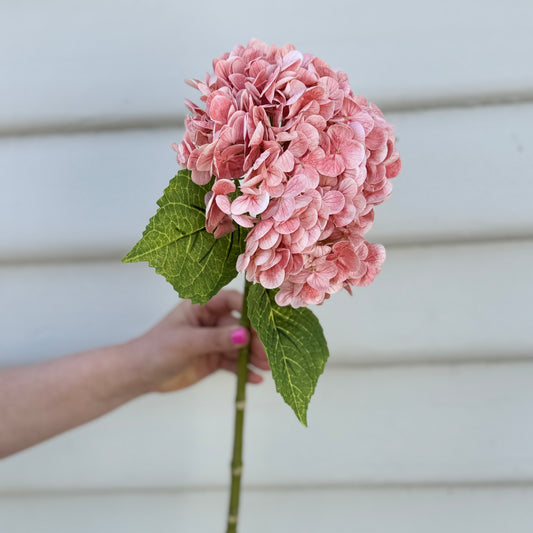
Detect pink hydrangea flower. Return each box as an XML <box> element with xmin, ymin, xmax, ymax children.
<box><xmin>173</xmin><ymin>39</ymin><xmax>401</xmax><ymax>307</ymax></box>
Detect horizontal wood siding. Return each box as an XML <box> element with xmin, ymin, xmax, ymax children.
<box><xmin>1</xmin><ymin>364</ymin><xmax>533</xmax><ymax>489</ymax></box>
<box><xmin>1</xmin><ymin>241</ymin><xmax>532</xmax><ymax>366</ymax></box>
<box><xmin>1</xmin><ymin>0</ymin><xmax>532</xmax><ymax>531</ymax></box>
<box><xmin>2</xmin><ymin>488</ymin><xmax>533</xmax><ymax>533</ymax></box>
<box><xmin>1</xmin><ymin>104</ymin><xmax>532</xmax><ymax>260</ymax></box>
<box><xmin>1</xmin><ymin>1</ymin><xmax>532</xmax><ymax>132</ymax></box>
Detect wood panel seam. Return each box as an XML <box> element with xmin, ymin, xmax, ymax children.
<box><xmin>1</xmin><ymin>92</ymin><xmax>533</xmax><ymax>139</ymax></box>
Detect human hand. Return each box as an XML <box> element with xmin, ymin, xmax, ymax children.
<box><xmin>123</xmin><ymin>290</ymin><xmax>269</xmax><ymax>393</ymax></box>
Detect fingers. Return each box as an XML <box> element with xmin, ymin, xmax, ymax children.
<box><xmin>219</xmin><ymin>358</ymin><xmax>264</xmax><ymax>384</ymax></box>
<box><xmin>184</xmin><ymin>290</ymin><xmax>244</xmax><ymax>328</ymax></box>
<box><xmin>184</xmin><ymin>323</ymin><xmax>250</xmax><ymax>356</ymax></box>
<box><xmin>217</xmin><ymin>314</ymin><xmax>240</xmax><ymax>328</ymax></box>
<box><xmin>205</xmin><ymin>316</ymin><xmax>269</xmax><ymax>370</ymax></box>
<box><xmin>197</xmin><ymin>322</ymin><xmax>269</xmax><ymax>371</ymax></box>
<box><xmin>218</xmin><ymin>314</ymin><xmax>269</xmax><ymax>370</ymax></box>
<box><xmin>250</xmin><ymin>328</ymin><xmax>270</xmax><ymax>370</ymax></box>
<box><xmin>215</xmin><ymin>342</ymin><xmax>269</xmax><ymax>371</ymax></box>
<box><xmin>203</xmin><ymin>289</ymin><xmax>243</xmax><ymax>317</ymax></box>
<box><xmin>216</xmin><ymin>326</ymin><xmax>269</xmax><ymax>381</ymax></box>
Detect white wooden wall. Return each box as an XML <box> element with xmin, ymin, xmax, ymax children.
<box><xmin>1</xmin><ymin>1</ymin><xmax>533</xmax><ymax>531</ymax></box>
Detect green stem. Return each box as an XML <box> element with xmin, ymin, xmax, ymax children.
<box><xmin>226</xmin><ymin>279</ymin><xmax>251</xmax><ymax>533</ymax></box>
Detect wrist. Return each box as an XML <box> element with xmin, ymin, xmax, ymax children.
<box><xmin>116</xmin><ymin>335</ymin><xmax>167</xmax><ymax>396</ymax></box>
<box><xmin>108</xmin><ymin>339</ymin><xmax>156</xmax><ymax>399</ymax></box>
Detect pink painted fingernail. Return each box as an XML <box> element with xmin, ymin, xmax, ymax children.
<box><xmin>231</xmin><ymin>327</ymin><xmax>248</xmax><ymax>345</ymax></box>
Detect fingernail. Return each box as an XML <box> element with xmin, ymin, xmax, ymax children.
<box><xmin>231</xmin><ymin>327</ymin><xmax>248</xmax><ymax>345</ymax></box>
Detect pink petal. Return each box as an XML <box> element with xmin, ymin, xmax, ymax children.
<box><xmin>285</xmin><ymin>79</ymin><xmax>307</xmax><ymax>105</ymax></box>
<box><xmin>236</xmin><ymin>253</ymin><xmax>250</xmax><ymax>272</ymax></box>
<box><xmin>232</xmin><ymin>214</ymin><xmax>255</xmax><ymax>227</ymax></box>
<box><xmin>300</xmin><ymin>208</ymin><xmax>318</xmax><ymax>230</ymax></box>
<box><xmin>319</xmin><ymin>75</ymin><xmax>339</xmax><ymax>95</ymax></box>
<box><xmin>306</xmin><ymin>114</ymin><xmax>327</xmax><ymax>131</ymax></box>
<box><xmin>274</xmin><ymin>196</ymin><xmax>296</xmax><ymax>222</ymax></box>
<box><xmin>191</xmin><ymin>168</ymin><xmax>212</xmax><ymax>185</ymax></box>
<box><xmin>316</xmin><ymin>154</ymin><xmax>344</xmax><ymax>177</ymax></box>
<box><xmin>242</xmin><ymin>170</ymin><xmax>263</xmax><ymax>188</ymax></box>
<box><xmin>229</xmin><ymin>73</ymin><xmax>246</xmax><ymax>90</ymax></box>
<box><xmin>288</xmin><ymin>134</ymin><xmax>308</xmax><ymax>158</ymax></box>
<box><xmin>342</xmin><ymin>165</ymin><xmax>366</xmax><ymax>186</ymax></box>
<box><xmin>205</xmin><ymin>206</ymin><xmax>224</xmax><ymax>233</ymax></box>
<box><xmin>276</xmin><ymin>131</ymin><xmax>298</xmax><ymax>143</ymax></box>
<box><xmin>366</xmin><ymin>180</ymin><xmax>393</xmax><ymax>205</ymax></box>
<box><xmin>215</xmin><ymin>194</ymin><xmax>232</xmax><ymax>214</ymax></box>
<box><xmin>281</xmin><ymin>49</ymin><xmax>303</xmax><ymax>71</ymax></box>
<box><xmin>231</xmin><ymin>195</ymin><xmax>252</xmax><ymax>215</ymax></box>
<box><xmin>300</xmin><ymin>122</ymin><xmax>320</xmax><ymax>150</ymax></box>
<box><xmin>341</xmin><ymin>140</ymin><xmax>365</xmax><ymax>169</ymax></box>
<box><xmin>350</xmin><ymin>256</ymin><xmax>367</xmax><ymax>278</ymax></box>
<box><xmin>294</xmin><ymin>193</ymin><xmax>314</xmax><ymax>209</ymax></box>
<box><xmin>297</xmin><ymin>163</ymin><xmax>320</xmax><ymax>191</ymax></box>
<box><xmin>366</xmin><ymin>126</ymin><xmax>388</xmax><ymax>150</ymax></box>
<box><xmin>299</xmin><ymin>283</ymin><xmax>325</xmax><ymax>305</ymax></box>
<box><xmin>328</xmin><ymin>123</ymin><xmax>354</xmax><ymax>147</ymax></box>
<box><xmin>244</xmin><ymin>146</ymin><xmax>261</xmax><ymax>173</ymax></box>
<box><xmin>287</xmin><ymin>252</ymin><xmax>304</xmax><ymax>274</ymax></box>
<box><xmin>231</xmin><ymin>190</ymin><xmax>269</xmax><ymax>216</ymax></box>
<box><xmin>330</xmin><ymin>242</ymin><xmax>359</xmax><ymax>275</ymax></box>
<box><xmin>229</xmin><ymin>111</ymin><xmax>246</xmax><ymax>139</ymax></box>
<box><xmin>307</xmin><ymin>266</ymin><xmax>336</xmax><ymax>291</ymax></box>
<box><xmin>275</xmin><ymin>283</ymin><xmax>305</xmax><ymax>308</ymax></box>
<box><xmin>290</xmin><ymin>232</ymin><xmax>309</xmax><ymax>253</ymax></box>
<box><xmin>318</xmin><ymin>101</ymin><xmax>335</xmax><ymax>121</ymax></box>
<box><xmin>277</xmin><ymin>249</ymin><xmax>291</xmax><ymax>270</ymax></box>
<box><xmin>386</xmin><ymin>157</ymin><xmax>401</xmax><ymax>178</ymax></box>
<box><xmin>254</xmin><ymin>248</ymin><xmax>275</xmax><ymax>266</ymax></box>
<box><xmin>354</xmin><ymin>243</ymin><xmax>386</xmax><ymax>286</ymax></box>
<box><xmin>196</xmin><ymin>143</ymin><xmax>216</xmax><ymax>171</ymax></box>
<box><xmin>248</xmin><ymin>189</ymin><xmax>270</xmax><ymax>215</ymax></box>
<box><xmin>212</xmin><ymin>179</ymin><xmax>236</xmax><ymax>195</ymax></box>
<box><xmin>284</xmin><ymin>226</ymin><xmax>306</xmax><ymax>251</ymax></box>
<box><xmin>350</xmin><ymin>121</ymin><xmax>366</xmax><ymax>142</ymax></box>
<box><xmin>277</xmin><ymin>150</ymin><xmax>295</xmax><ymax>172</ymax></box>
<box><xmin>250</xmin><ymin>121</ymin><xmax>265</xmax><ymax>147</ymax></box>
<box><xmin>264</xmin><ymin>182</ymin><xmax>285</xmax><ymax>198</ymax></box>
<box><xmin>261</xmin><ymin>67</ymin><xmax>280</xmax><ymax>103</ymax></box>
<box><xmin>276</xmin><ymin>218</ymin><xmax>300</xmax><ymax>235</ymax></box>
<box><xmin>354</xmin><ymin>110</ymin><xmax>374</xmax><ymax>134</ymax></box>
<box><xmin>322</xmin><ymin>190</ymin><xmax>345</xmax><ymax>215</ymax></box>
<box><xmin>251</xmin><ymin>218</ymin><xmax>274</xmax><ymax>240</ymax></box>
<box><xmin>251</xmin><ymin>149</ymin><xmax>271</xmax><ymax>170</ymax></box>
<box><xmin>259</xmin><ymin>228</ymin><xmax>282</xmax><ymax>249</ymax></box>
<box><xmin>338</xmin><ymin>178</ymin><xmax>358</xmax><ymax>201</ymax></box>
<box><xmin>210</xmin><ymin>95</ymin><xmax>232</xmax><ymax>123</ymax></box>
<box><xmin>260</xmin><ymin>264</ymin><xmax>285</xmax><ymax>289</ymax></box>
<box><xmin>288</xmin><ymin>86</ymin><xmax>325</xmax><ymax>118</ymax></box>
<box><xmin>306</xmin><ymin>225</ymin><xmax>322</xmax><ymax>245</ymax></box>
<box><xmin>262</xmin><ymin>251</ymin><xmax>284</xmax><ymax>270</ymax></box>
<box><xmin>332</xmin><ymin>203</ymin><xmax>356</xmax><ymax>226</ymax></box>
<box><xmin>291</xmin><ymin>269</ymin><xmax>310</xmax><ymax>284</ymax></box>
<box><xmin>284</xmin><ymin>174</ymin><xmax>309</xmax><ymax>197</ymax></box>
<box><xmin>213</xmin><ymin>218</ymin><xmax>235</xmax><ymax>238</ymax></box>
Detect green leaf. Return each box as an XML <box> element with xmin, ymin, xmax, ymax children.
<box><xmin>247</xmin><ymin>283</ymin><xmax>329</xmax><ymax>426</ymax></box>
<box><xmin>123</xmin><ymin>169</ymin><xmax>246</xmax><ymax>304</ymax></box>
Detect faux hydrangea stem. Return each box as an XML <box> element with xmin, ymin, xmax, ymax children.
<box><xmin>226</xmin><ymin>279</ymin><xmax>251</xmax><ymax>533</ymax></box>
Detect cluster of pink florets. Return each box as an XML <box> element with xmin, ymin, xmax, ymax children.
<box><xmin>174</xmin><ymin>39</ymin><xmax>401</xmax><ymax>307</ymax></box>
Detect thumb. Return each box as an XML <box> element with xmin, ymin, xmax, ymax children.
<box><xmin>186</xmin><ymin>324</ymin><xmax>250</xmax><ymax>355</ymax></box>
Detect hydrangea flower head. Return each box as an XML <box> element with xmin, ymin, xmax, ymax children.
<box><xmin>173</xmin><ymin>39</ymin><xmax>401</xmax><ymax>307</ymax></box>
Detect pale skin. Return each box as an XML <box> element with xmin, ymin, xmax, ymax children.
<box><xmin>0</xmin><ymin>290</ymin><xmax>269</xmax><ymax>459</ymax></box>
